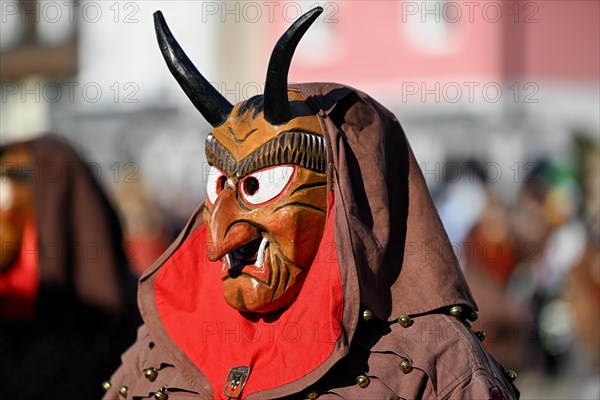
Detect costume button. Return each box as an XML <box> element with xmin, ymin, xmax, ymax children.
<box><xmin>101</xmin><ymin>381</ymin><xmax>111</xmax><ymax>392</ymax></box>
<box><xmin>144</xmin><ymin>367</ymin><xmax>158</xmax><ymax>382</ymax></box>
<box><xmin>118</xmin><ymin>385</ymin><xmax>128</xmax><ymax>398</ymax></box>
<box><xmin>154</xmin><ymin>387</ymin><xmax>169</xmax><ymax>400</ymax></box>
<box><xmin>449</xmin><ymin>305</ymin><xmax>462</xmax><ymax>317</ymax></box>
<box><xmin>399</xmin><ymin>358</ymin><xmax>413</xmax><ymax>374</ymax></box>
<box><xmin>306</xmin><ymin>388</ymin><xmax>319</xmax><ymax>399</ymax></box>
<box><xmin>475</xmin><ymin>331</ymin><xmax>486</xmax><ymax>341</ymax></box>
<box><xmin>362</xmin><ymin>309</ymin><xmax>373</xmax><ymax>321</ymax></box>
<box><xmin>398</xmin><ymin>315</ymin><xmax>413</xmax><ymax>328</ymax></box>
<box><xmin>356</xmin><ymin>375</ymin><xmax>370</xmax><ymax>388</ymax></box>
<box><xmin>468</xmin><ymin>310</ymin><xmax>479</xmax><ymax>321</ymax></box>
<box><xmin>506</xmin><ymin>370</ymin><xmax>517</xmax><ymax>382</ymax></box>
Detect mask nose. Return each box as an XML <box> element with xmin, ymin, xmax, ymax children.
<box><xmin>206</xmin><ymin>187</ymin><xmax>261</xmax><ymax>261</ymax></box>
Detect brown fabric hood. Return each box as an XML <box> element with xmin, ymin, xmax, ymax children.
<box><xmin>137</xmin><ymin>83</ymin><xmax>477</xmax><ymax>398</ymax></box>
<box><xmin>290</xmin><ymin>82</ymin><xmax>477</xmax><ymax>322</ymax></box>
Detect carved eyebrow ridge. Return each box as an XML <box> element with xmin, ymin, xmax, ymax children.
<box><xmin>205</xmin><ymin>131</ymin><xmax>326</xmax><ymax>178</ymax></box>
<box><xmin>205</xmin><ymin>135</ymin><xmax>237</xmax><ymax>176</ymax></box>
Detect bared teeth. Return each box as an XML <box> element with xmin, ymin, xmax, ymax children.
<box><xmin>255</xmin><ymin>238</ymin><xmax>269</xmax><ymax>269</ymax></box>
<box><xmin>226</xmin><ymin>254</ymin><xmax>235</xmax><ymax>268</ymax></box>
<box><xmin>224</xmin><ymin>237</ymin><xmax>269</xmax><ymax>275</ymax></box>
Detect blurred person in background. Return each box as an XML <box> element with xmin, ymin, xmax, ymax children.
<box><xmin>565</xmin><ymin>137</ymin><xmax>600</xmax><ymax>378</ymax></box>
<box><xmin>436</xmin><ymin>162</ymin><xmax>532</xmax><ymax>371</ymax></box>
<box><xmin>0</xmin><ymin>135</ymin><xmax>139</xmax><ymax>400</ymax></box>
<box><xmin>509</xmin><ymin>157</ymin><xmax>587</xmax><ymax>376</ymax></box>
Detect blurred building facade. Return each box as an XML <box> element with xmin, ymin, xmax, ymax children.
<box><xmin>1</xmin><ymin>1</ymin><xmax>598</xmax><ymax>204</ymax></box>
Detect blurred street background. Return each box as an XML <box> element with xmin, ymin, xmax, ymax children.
<box><xmin>1</xmin><ymin>1</ymin><xmax>598</xmax><ymax>398</ymax></box>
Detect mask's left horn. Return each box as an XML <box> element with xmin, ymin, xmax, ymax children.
<box><xmin>154</xmin><ymin>11</ymin><xmax>233</xmax><ymax>127</ymax></box>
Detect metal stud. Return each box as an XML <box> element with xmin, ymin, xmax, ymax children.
<box><xmin>154</xmin><ymin>387</ymin><xmax>169</xmax><ymax>400</ymax></box>
<box><xmin>101</xmin><ymin>381</ymin><xmax>111</xmax><ymax>392</ymax></box>
<box><xmin>449</xmin><ymin>305</ymin><xmax>462</xmax><ymax>317</ymax></box>
<box><xmin>468</xmin><ymin>310</ymin><xmax>479</xmax><ymax>321</ymax></box>
<box><xmin>356</xmin><ymin>375</ymin><xmax>370</xmax><ymax>388</ymax></box>
<box><xmin>307</xmin><ymin>388</ymin><xmax>319</xmax><ymax>399</ymax></box>
<box><xmin>399</xmin><ymin>358</ymin><xmax>413</xmax><ymax>374</ymax></box>
<box><xmin>144</xmin><ymin>367</ymin><xmax>158</xmax><ymax>382</ymax></box>
<box><xmin>398</xmin><ymin>315</ymin><xmax>413</xmax><ymax>328</ymax></box>
<box><xmin>506</xmin><ymin>370</ymin><xmax>517</xmax><ymax>382</ymax></box>
<box><xmin>475</xmin><ymin>331</ymin><xmax>486</xmax><ymax>341</ymax></box>
<box><xmin>118</xmin><ymin>385</ymin><xmax>128</xmax><ymax>398</ymax></box>
<box><xmin>362</xmin><ymin>309</ymin><xmax>373</xmax><ymax>321</ymax></box>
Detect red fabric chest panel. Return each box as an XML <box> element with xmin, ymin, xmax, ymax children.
<box><xmin>155</xmin><ymin>197</ymin><xmax>343</xmax><ymax>398</ymax></box>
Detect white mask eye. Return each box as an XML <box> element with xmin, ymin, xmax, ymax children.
<box><xmin>240</xmin><ymin>166</ymin><xmax>294</xmax><ymax>205</ymax></box>
<box><xmin>206</xmin><ymin>165</ymin><xmax>227</xmax><ymax>204</ymax></box>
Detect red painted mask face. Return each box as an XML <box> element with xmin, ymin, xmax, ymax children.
<box><xmin>203</xmin><ymin>93</ymin><xmax>328</xmax><ymax>313</ymax></box>
<box><xmin>0</xmin><ymin>148</ymin><xmax>35</xmax><ymax>272</ymax></box>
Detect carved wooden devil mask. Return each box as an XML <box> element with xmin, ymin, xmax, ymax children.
<box><xmin>155</xmin><ymin>8</ymin><xmax>328</xmax><ymax>313</ymax></box>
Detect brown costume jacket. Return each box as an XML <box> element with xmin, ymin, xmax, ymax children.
<box><xmin>103</xmin><ymin>84</ymin><xmax>519</xmax><ymax>399</ymax></box>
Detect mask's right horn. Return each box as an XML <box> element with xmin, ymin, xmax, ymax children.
<box><xmin>154</xmin><ymin>11</ymin><xmax>233</xmax><ymax>127</ymax></box>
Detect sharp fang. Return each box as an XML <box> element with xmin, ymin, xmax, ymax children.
<box><xmin>255</xmin><ymin>238</ymin><xmax>268</xmax><ymax>269</ymax></box>
<box><xmin>226</xmin><ymin>253</ymin><xmax>234</xmax><ymax>268</ymax></box>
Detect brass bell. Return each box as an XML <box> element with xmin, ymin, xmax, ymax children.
<box><xmin>468</xmin><ymin>310</ymin><xmax>479</xmax><ymax>321</ymax></box>
<box><xmin>362</xmin><ymin>309</ymin><xmax>373</xmax><ymax>321</ymax></box>
<box><xmin>506</xmin><ymin>370</ymin><xmax>517</xmax><ymax>382</ymax></box>
<box><xmin>356</xmin><ymin>375</ymin><xmax>370</xmax><ymax>388</ymax></box>
<box><xmin>306</xmin><ymin>388</ymin><xmax>319</xmax><ymax>399</ymax></box>
<box><xmin>144</xmin><ymin>367</ymin><xmax>158</xmax><ymax>382</ymax></box>
<box><xmin>101</xmin><ymin>381</ymin><xmax>111</xmax><ymax>392</ymax></box>
<box><xmin>398</xmin><ymin>315</ymin><xmax>413</xmax><ymax>328</ymax></box>
<box><xmin>118</xmin><ymin>385</ymin><xmax>128</xmax><ymax>398</ymax></box>
<box><xmin>399</xmin><ymin>358</ymin><xmax>413</xmax><ymax>374</ymax></box>
<box><xmin>154</xmin><ymin>387</ymin><xmax>168</xmax><ymax>400</ymax></box>
<box><xmin>475</xmin><ymin>331</ymin><xmax>486</xmax><ymax>341</ymax></box>
<box><xmin>449</xmin><ymin>305</ymin><xmax>462</xmax><ymax>317</ymax></box>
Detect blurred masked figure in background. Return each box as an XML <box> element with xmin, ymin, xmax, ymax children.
<box><xmin>0</xmin><ymin>135</ymin><xmax>138</xmax><ymax>400</ymax></box>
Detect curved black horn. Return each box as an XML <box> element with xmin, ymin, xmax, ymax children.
<box><xmin>154</xmin><ymin>11</ymin><xmax>233</xmax><ymax>127</ymax></box>
<box><xmin>264</xmin><ymin>7</ymin><xmax>323</xmax><ymax>125</ymax></box>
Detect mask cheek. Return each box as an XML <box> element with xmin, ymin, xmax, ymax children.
<box><xmin>266</xmin><ymin>209</ymin><xmax>327</xmax><ymax>268</ymax></box>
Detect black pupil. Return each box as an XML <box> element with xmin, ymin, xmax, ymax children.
<box><xmin>243</xmin><ymin>177</ymin><xmax>259</xmax><ymax>196</ymax></box>
<box><xmin>216</xmin><ymin>175</ymin><xmax>227</xmax><ymax>193</ymax></box>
